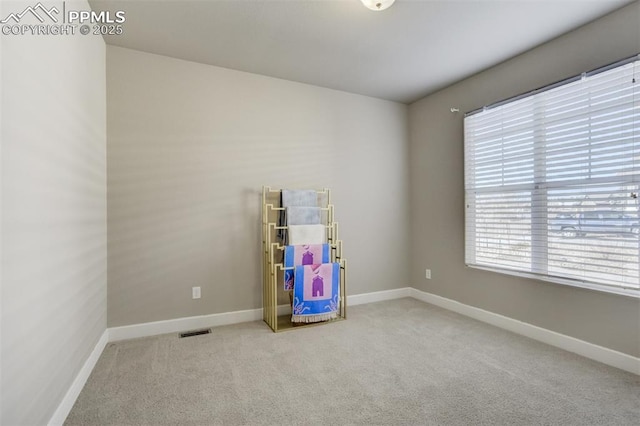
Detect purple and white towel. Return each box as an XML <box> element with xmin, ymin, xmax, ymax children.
<box><xmin>283</xmin><ymin>244</ymin><xmax>330</xmax><ymax>290</ymax></box>
<box><xmin>292</xmin><ymin>263</ymin><xmax>340</xmax><ymax>323</ymax></box>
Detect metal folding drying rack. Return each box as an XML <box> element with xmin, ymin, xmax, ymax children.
<box><xmin>261</xmin><ymin>186</ymin><xmax>347</xmax><ymax>332</ymax></box>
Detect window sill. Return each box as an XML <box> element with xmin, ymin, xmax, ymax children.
<box><xmin>466</xmin><ymin>264</ymin><xmax>640</xmax><ymax>299</ymax></box>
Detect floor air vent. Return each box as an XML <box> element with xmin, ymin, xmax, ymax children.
<box><xmin>179</xmin><ymin>328</ymin><xmax>211</xmax><ymax>338</ymax></box>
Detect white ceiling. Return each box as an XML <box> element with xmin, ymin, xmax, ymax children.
<box><xmin>89</xmin><ymin>0</ymin><xmax>634</xmax><ymax>104</ymax></box>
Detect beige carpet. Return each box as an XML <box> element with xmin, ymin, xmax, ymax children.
<box><xmin>65</xmin><ymin>298</ymin><xmax>640</xmax><ymax>425</ymax></box>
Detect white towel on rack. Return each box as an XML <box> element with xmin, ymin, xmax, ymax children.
<box><xmin>282</xmin><ymin>189</ymin><xmax>317</xmax><ymax>207</ymax></box>
<box><xmin>288</xmin><ymin>224</ymin><xmax>326</xmax><ymax>245</ymax></box>
<box><xmin>287</xmin><ymin>206</ymin><xmax>321</xmax><ymax>225</ymax></box>
<box><xmin>279</xmin><ymin>189</ymin><xmax>318</xmax><ymax>244</ymax></box>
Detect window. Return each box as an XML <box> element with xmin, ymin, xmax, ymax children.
<box><xmin>464</xmin><ymin>55</ymin><xmax>640</xmax><ymax>297</ymax></box>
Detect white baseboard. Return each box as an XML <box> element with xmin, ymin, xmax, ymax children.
<box><xmin>48</xmin><ymin>329</ymin><xmax>109</xmax><ymax>426</ymax></box>
<box><xmin>109</xmin><ymin>288</ymin><xmax>411</xmax><ymax>342</ymax></box>
<box><xmin>278</xmin><ymin>303</ymin><xmax>292</xmax><ymax>316</ymax></box>
<box><xmin>109</xmin><ymin>307</ymin><xmax>264</xmax><ymax>341</ymax></box>
<box><xmin>410</xmin><ymin>288</ymin><xmax>640</xmax><ymax>375</ymax></box>
<box><xmin>348</xmin><ymin>287</ymin><xmax>412</xmax><ymax>306</ymax></box>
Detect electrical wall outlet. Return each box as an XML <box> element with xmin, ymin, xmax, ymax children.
<box><xmin>192</xmin><ymin>286</ymin><xmax>201</xmax><ymax>299</ymax></box>
<box><xmin>425</xmin><ymin>269</ymin><xmax>431</xmax><ymax>279</ymax></box>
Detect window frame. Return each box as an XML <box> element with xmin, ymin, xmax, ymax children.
<box><xmin>464</xmin><ymin>54</ymin><xmax>640</xmax><ymax>299</ymax></box>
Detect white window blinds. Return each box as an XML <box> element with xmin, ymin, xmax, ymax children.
<box><xmin>464</xmin><ymin>55</ymin><xmax>640</xmax><ymax>296</ymax></box>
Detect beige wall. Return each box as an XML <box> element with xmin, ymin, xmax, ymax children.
<box><xmin>107</xmin><ymin>46</ymin><xmax>409</xmax><ymax>327</ymax></box>
<box><xmin>0</xmin><ymin>1</ymin><xmax>107</xmax><ymax>424</ymax></box>
<box><xmin>409</xmin><ymin>1</ymin><xmax>640</xmax><ymax>357</ymax></box>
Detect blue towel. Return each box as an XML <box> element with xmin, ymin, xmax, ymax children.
<box><xmin>292</xmin><ymin>263</ymin><xmax>340</xmax><ymax>323</ymax></box>
<box><xmin>283</xmin><ymin>244</ymin><xmax>330</xmax><ymax>290</ymax></box>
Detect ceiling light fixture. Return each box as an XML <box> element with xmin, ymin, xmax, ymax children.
<box><xmin>360</xmin><ymin>0</ymin><xmax>395</xmax><ymax>12</ymax></box>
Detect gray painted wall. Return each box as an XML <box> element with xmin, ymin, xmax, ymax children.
<box><xmin>0</xmin><ymin>1</ymin><xmax>108</xmax><ymax>423</ymax></box>
<box><xmin>409</xmin><ymin>2</ymin><xmax>640</xmax><ymax>357</ymax></box>
<box><xmin>107</xmin><ymin>46</ymin><xmax>409</xmax><ymax>327</ymax></box>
